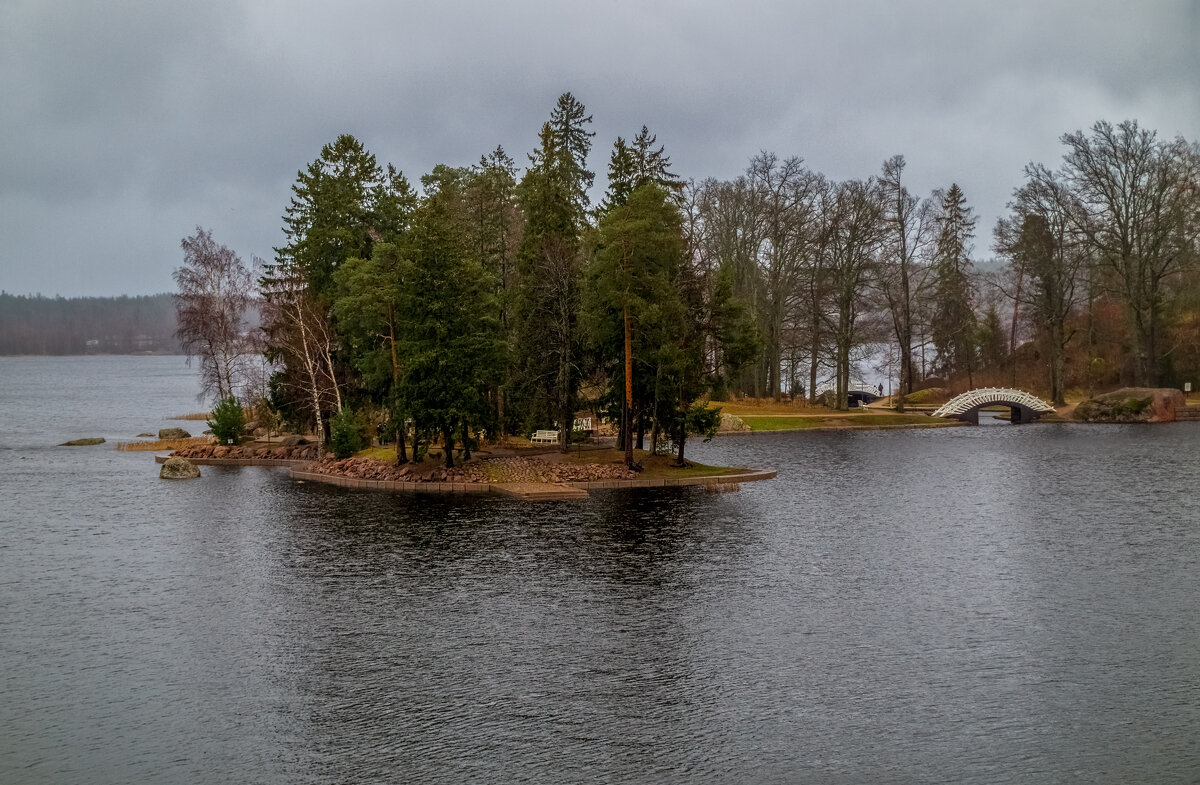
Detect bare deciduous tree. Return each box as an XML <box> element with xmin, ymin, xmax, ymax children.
<box><xmin>995</xmin><ymin>170</ymin><xmax>1089</xmax><ymax>405</ymax></box>
<box><xmin>820</xmin><ymin>179</ymin><xmax>886</xmax><ymax>409</ymax></box>
<box><xmin>876</xmin><ymin>156</ymin><xmax>936</xmax><ymax>410</ymax></box>
<box><xmin>174</xmin><ymin>227</ymin><xmax>256</xmax><ymax>403</ymax></box>
<box><xmin>1058</xmin><ymin>120</ymin><xmax>1199</xmax><ymax>385</ymax></box>
<box><xmin>260</xmin><ymin>268</ymin><xmax>342</xmax><ymax>445</ymax></box>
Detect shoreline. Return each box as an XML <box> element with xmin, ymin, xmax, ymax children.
<box><xmin>155</xmin><ymin>454</ymin><xmax>777</xmax><ymax>500</ymax></box>
<box><xmin>716</xmin><ymin>419</ymin><xmax>970</xmax><ymax>435</ymax></box>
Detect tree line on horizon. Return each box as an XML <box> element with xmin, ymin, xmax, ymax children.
<box><xmin>175</xmin><ymin>94</ymin><xmax>1200</xmax><ymax>467</ymax></box>
<box><xmin>0</xmin><ymin>292</ymin><xmax>179</xmax><ymax>355</ymax></box>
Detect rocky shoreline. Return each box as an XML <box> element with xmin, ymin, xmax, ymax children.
<box><xmin>170</xmin><ymin>444</ymin><xmax>648</xmax><ymax>485</ymax></box>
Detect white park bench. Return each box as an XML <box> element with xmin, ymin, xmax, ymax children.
<box><xmin>530</xmin><ymin>429</ymin><xmax>559</xmax><ymax>444</ymax></box>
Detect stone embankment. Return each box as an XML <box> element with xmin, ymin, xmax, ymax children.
<box><xmin>317</xmin><ymin>456</ymin><xmax>489</xmax><ymax>484</ymax></box>
<box><xmin>484</xmin><ymin>457</ymin><xmax>638</xmax><ymax>484</ymax></box>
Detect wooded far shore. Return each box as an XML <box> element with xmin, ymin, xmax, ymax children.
<box><xmin>0</xmin><ymin>292</ymin><xmax>179</xmax><ymax>355</ymax></box>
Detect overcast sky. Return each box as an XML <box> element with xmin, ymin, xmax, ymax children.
<box><xmin>2</xmin><ymin>0</ymin><xmax>1197</xmax><ymax>297</ymax></box>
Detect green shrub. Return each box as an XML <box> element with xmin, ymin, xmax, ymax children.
<box><xmin>208</xmin><ymin>397</ymin><xmax>245</xmax><ymax>445</ymax></box>
<box><xmin>330</xmin><ymin>408</ymin><xmax>362</xmax><ymax>459</ymax></box>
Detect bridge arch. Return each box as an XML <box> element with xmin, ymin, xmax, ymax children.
<box><xmin>931</xmin><ymin>388</ymin><xmax>1055</xmax><ymax>424</ymax></box>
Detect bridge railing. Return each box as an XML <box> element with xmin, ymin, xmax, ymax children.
<box><xmin>931</xmin><ymin>388</ymin><xmax>1055</xmax><ymax>419</ymax></box>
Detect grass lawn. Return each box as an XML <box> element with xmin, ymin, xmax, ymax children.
<box><xmin>739</xmin><ymin>413</ymin><xmax>948</xmax><ymax>431</ymax></box>
<box><xmin>712</xmin><ymin>398</ymin><xmax>828</xmax><ymax>416</ymax></box>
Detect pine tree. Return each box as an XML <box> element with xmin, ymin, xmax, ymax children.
<box><xmin>586</xmin><ymin>183</ymin><xmax>714</xmax><ymax>465</ymax></box>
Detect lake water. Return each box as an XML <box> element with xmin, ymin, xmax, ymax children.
<box><xmin>1</xmin><ymin>356</ymin><xmax>1198</xmax><ymax>784</ymax></box>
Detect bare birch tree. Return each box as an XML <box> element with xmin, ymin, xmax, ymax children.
<box><xmin>174</xmin><ymin>227</ymin><xmax>256</xmax><ymax>403</ymax></box>
<box><xmin>260</xmin><ymin>268</ymin><xmax>342</xmax><ymax>445</ymax></box>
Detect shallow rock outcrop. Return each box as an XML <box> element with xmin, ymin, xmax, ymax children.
<box><xmin>160</xmin><ymin>456</ymin><xmax>200</xmax><ymax>479</ymax></box>
<box><xmin>158</xmin><ymin>427</ymin><xmax>192</xmax><ymax>439</ymax></box>
<box><xmin>172</xmin><ymin>443</ymin><xmax>323</xmax><ymax>462</ymax></box>
<box><xmin>60</xmin><ymin>437</ymin><xmax>105</xmax><ymax>446</ymax></box>
<box><xmin>1073</xmin><ymin>387</ymin><xmax>1187</xmax><ymax>423</ymax></box>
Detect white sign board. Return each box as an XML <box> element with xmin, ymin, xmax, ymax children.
<box><xmin>1186</xmin><ymin>382</ymin><xmax>1192</xmax><ymax>393</ymax></box>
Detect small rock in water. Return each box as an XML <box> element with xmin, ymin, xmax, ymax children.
<box><xmin>60</xmin><ymin>437</ymin><xmax>106</xmax><ymax>446</ymax></box>
<box><xmin>160</xmin><ymin>456</ymin><xmax>200</xmax><ymax>480</ymax></box>
<box><xmin>158</xmin><ymin>428</ymin><xmax>191</xmax><ymax>439</ymax></box>
<box><xmin>137</xmin><ymin>432</ymin><xmax>155</xmax><ymax>438</ymax></box>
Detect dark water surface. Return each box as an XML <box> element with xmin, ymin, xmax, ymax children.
<box><xmin>2</xmin><ymin>357</ymin><xmax>1198</xmax><ymax>783</ymax></box>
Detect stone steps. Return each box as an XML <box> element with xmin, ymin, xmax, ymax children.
<box><xmin>1174</xmin><ymin>407</ymin><xmax>1200</xmax><ymax>421</ymax></box>
<box><xmin>490</xmin><ymin>482</ymin><xmax>589</xmax><ymax>501</ymax></box>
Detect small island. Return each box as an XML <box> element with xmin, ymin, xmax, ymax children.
<box><xmin>161</xmin><ymin>438</ymin><xmax>774</xmax><ymax>501</ymax></box>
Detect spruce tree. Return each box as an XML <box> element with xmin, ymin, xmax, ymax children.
<box><xmin>930</xmin><ymin>183</ymin><xmax>978</xmax><ymax>383</ymax></box>
<box><xmin>512</xmin><ymin>95</ymin><xmax>595</xmax><ymax>448</ymax></box>
<box><xmin>396</xmin><ymin>182</ymin><xmax>502</xmax><ymax>468</ymax></box>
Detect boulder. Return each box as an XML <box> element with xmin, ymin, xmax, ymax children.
<box><xmin>280</xmin><ymin>434</ymin><xmax>307</xmax><ymax>447</ymax></box>
<box><xmin>718</xmin><ymin>413</ymin><xmax>751</xmax><ymax>433</ymax></box>
<box><xmin>136</xmin><ymin>432</ymin><xmax>154</xmax><ymax>438</ymax></box>
<box><xmin>160</xmin><ymin>456</ymin><xmax>200</xmax><ymax>479</ymax></box>
<box><xmin>1073</xmin><ymin>387</ymin><xmax>1187</xmax><ymax>423</ymax></box>
<box><xmin>60</xmin><ymin>437</ymin><xmax>106</xmax><ymax>446</ymax></box>
<box><xmin>158</xmin><ymin>427</ymin><xmax>191</xmax><ymax>439</ymax></box>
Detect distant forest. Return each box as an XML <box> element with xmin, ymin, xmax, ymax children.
<box><xmin>0</xmin><ymin>292</ymin><xmax>180</xmax><ymax>355</ymax></box>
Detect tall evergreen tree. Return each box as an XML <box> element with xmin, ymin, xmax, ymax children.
<box><xmin>332</xmin><ymin>243</ymin><xmax>410</xmax><ymax>462</ymax></box>
<box><xmin>268</xmin><ymin>134</ymin><xmax>413</xmax><ymax>299</ymax></box>
<box><xmin>930</xmin><ymin>183</ymin><xmax>978</xmax><ymax>383</ymax></box>
<box><xmin>396</xmin><ymin>182</ymin><xmax>503</xmax><ymax>468</ymax></box>
<box><xmin>261</xmin><ymin>134</ymin><xmax>414</xmax><ymax>439</ymax></box>
<box><xmin>599</xmin><ymin>137</ymin><xmax>637</xmax><ymax>213</ymax></box>
<box><xmin>599</xmin><ymin>125</ymin><xmax>684</xmax><ymax>215</ymax></box>
<box><xmin>548</xmin><ymin>92</ymin><xmax>596</xmax><ymax>223</ymax></box>
<box><xmin>587</xmin><ymin>183</ymin><xmax>687</xmax><ymax>464</ymax></box>
<box><xmin>513</xmin><ymin>95</ymin><xmax>595</xmax><ymax>447</ymax></box>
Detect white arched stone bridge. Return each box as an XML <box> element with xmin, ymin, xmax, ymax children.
<box><xmin>931</xmin><ymin>388</ymin><xmax>1056</xmax><ymax>424</ymax></box>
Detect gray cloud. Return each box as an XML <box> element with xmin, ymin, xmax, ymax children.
<box><xmin>2</xmin><ymin>0</ymin><xmax>1196</xmax><ymax>296</ymax></box>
